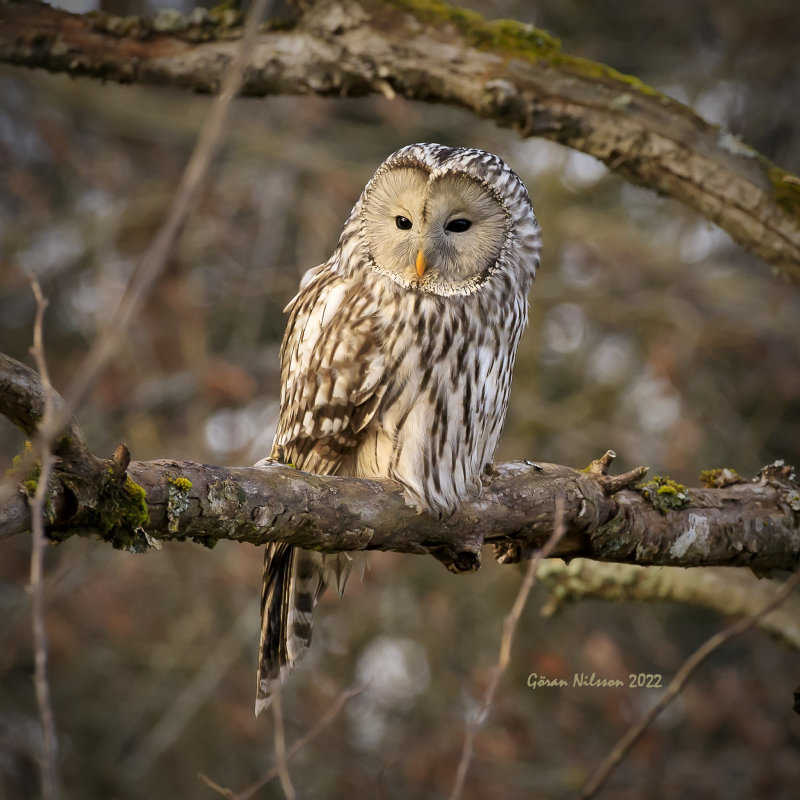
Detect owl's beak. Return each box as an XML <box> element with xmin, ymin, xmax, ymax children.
<box><xmin>415</xmin><ymin>250</ymin><xmax>427</xmax><ymax>278</ymax></box>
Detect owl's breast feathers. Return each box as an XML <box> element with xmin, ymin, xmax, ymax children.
<box><xmin>273</xmin><ymin>259</ymin><xmax>528</xmax><ymax>515</ymax></box>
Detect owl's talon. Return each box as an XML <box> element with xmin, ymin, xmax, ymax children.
<box><xmin>493</xmin><ymin>540</ymin><xmax>522</xmax><ymax>564</ymax></box>
<box><xmin>429</xmin><ymin>545</ymin><xmax>482</xmax><ymax>574</ymax></box>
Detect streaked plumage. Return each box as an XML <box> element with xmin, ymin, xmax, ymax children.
<box><xmin>256</xmin><ymin>144</ymin><xmax>541</xmax><ymax>715</ymax></box>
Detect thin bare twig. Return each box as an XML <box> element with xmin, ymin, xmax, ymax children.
<box><xmin>28</xmin><ymin>277</ymin><xmax>59</xmax><ymax>800</ymax></box>
<box><xmin>271</xmin><ymin>692</ymin><xmax>296</xmax><ymax>800</ymax></box>
<box><xmin>199</xmin><ymin>685</ymin><xmax>363</xmax><ymax>800</ymax></box>
<box><xmin>449</xmin><ymin>496</ymin><xmax>568</xmax><ymax>800</ymax></box>
<box><xmin>13</xmin><ymin>3</ymin><xmax>272</xmax><ymax>793</ymax></box>
<box><xmin>197</xmin><ymin>773</ymin><xmax>235</xmax><ymax>799</ymax></box>
<box><xmin>579</xmin><ymin>568</ymin><xmax>800</xmax><ymax>799</ymax></box>
<box><xmin>46</xmin><ymin>0</ymin><xmax>271</xmax><ymax>439</ymax></box>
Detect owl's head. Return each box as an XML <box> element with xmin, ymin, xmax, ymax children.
<box><xmin>353</xmin><ymin>143</ymin><xmax>540</xmax><ymax>296</ymax></box>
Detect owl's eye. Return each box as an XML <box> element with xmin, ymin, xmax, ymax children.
<box><xmin>395</xmin><ymin>215</ymin><xmax>413</xmax><ymax>230</ymax></box>
<box><xmin>445</xmin><ymin>218</ymin><xmax>472</xmax><ymax>233</ymax></box>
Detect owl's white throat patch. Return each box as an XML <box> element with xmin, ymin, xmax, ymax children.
<box><xmin>367</xmin><ymin>255</ymin><xmax>491</xmax><ymax>297</ymax></box>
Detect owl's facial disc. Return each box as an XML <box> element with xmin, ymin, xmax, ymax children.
<box><xmin>361</xmin><ymin>166</ymin><xmax>428</xmax><ymax>283</ymax></box>
<box><xmin>420</xmin><ymin>173</ymin><xmax>507</xmax><ymax>285</ymax></box>
<box><xmin>362</xmin><ymin>165</ymin><xmax>508</xmax><ymax>292</ymax></box>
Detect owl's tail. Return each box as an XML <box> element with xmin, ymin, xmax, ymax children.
<box><xmin>256</xmin><ymin>545</ymin><xmax>359</xmax><ymax>716</ymax></box>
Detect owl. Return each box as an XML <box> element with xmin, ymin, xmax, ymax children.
<box><xmin>255</xmin><ymin>143</ymin><xmax>541</xmax><ymax>715</ymax></box>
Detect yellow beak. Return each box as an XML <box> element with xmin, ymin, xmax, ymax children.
<box><xmin>416</xmin><ymin>249</ymin><xmax>427</xmax><ymax>278</ymax></box>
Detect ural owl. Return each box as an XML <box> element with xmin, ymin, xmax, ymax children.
<box><xmin>256</xmin><ymin>143</ymin><xmax>540</xmax><ymax>715</ymax></box>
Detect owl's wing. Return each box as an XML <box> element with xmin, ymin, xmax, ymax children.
<box><xmin>256</xmin><ymin>265</ymin><xmax>385</xmax><ymax>716</ymax></box>
<box><xmin>273</xmin><ymin>264</ymin><xmax>387</xmax><ymax>473</ymax></box>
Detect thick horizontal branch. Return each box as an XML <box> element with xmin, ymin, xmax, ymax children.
<box><xmin>3</xmin><ymin>350</ymin><xmax>800</xmax><ymax>576</ymax></box>
<box><xmin>2</xmin><ymin>451</ymin><xmax>800</xmax><ymax>572</ymax></box>
<box><xmin>1</xmin><ymin>0</ymin><xmax>799</xmax><ymax>280</ymax></box>
<box><xmin>2</xmin><ymin>352</ymin><xmax>800</xmax><ymax>570</ymax></box>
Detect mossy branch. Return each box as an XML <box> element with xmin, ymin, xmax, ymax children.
<box><xmin>2</xmin><ymin>353</ymin><xmax>799</xmax><ymax>573</ymax></box>
<box><xmin>0</xmin><ymin>0</ymin><xmax>798</xmax><ymax>281</ymax></box>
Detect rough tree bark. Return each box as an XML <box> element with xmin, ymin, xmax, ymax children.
<box><xmin>3</xmin><ymin>354</ymin><xmax>799</xmax><ymax>576</ymax></box>
<box><xmin>1</xmin><ymin>0</ymin><xmax>799</xmax><ymax>281</ymax></box>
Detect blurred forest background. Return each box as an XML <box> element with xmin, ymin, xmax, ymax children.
<box><xmin>1</xmin><ymin>0</ymin><xmax>799</xmax><ymax>798</ymax></box>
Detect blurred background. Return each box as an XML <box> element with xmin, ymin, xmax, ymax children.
<box><xmin>1</xmin><ymin>0</ymin><xmax>799</xmax><ymax>798</ymax></box>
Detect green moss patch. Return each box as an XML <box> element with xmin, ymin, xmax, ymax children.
<box><xmin>385</xmin><ymin>0</ymin><xmax>669</xmax><ymax>101</ymax></box>
<box><xmin>769</xmin><ymin>167</ymin><xmax>800</xmax><ymax>214</ymax></box>
<box><xmin>636</xmin><ymin>475</ymin><xmax>691</xmax><ymax>514</ymax></box>
<box><xmin>6</xmin><ymin>441</ymin><xmax>57</xmax><ymax>521</ymax></box>
<box><xmin>699</xmin><ymin>467</ymin><xmax>743</xmax><ymax>488</ymax></box>
<box><xmin>89</xmin><ymin>472</ymin><xmax>151</xmax><ymax>552</ymax></box>
<box><xmin>6</xmin><ymin>440</ymin><xmax>33</xmax><ymax>479</ymax></box>
<box><xmin>386</xmin><ymin>0</ymin><xmax>559</xmax><ymax>59</ymax></box>
<box><xmin>167</xmin><ymin>476</ymin><xmax>193</xmax><ymax>533</ymax></box>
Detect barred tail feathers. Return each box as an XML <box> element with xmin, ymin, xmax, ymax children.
<box><xmin>256</xmin><ymin>545</ymin><xmax>326</xmax><ymax>716</ymax></box>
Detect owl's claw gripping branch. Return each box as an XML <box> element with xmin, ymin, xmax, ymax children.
<box><xmin>429</xmin><ymin>542</ymin><xmax>483</xmax><ymax>574</ymax></box>
<box><xmin>493</xmin><ymin>540</ymin><xmax>524</xmax><ymax>565</ymax></box>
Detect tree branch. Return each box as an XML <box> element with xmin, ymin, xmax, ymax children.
<box><xmin>0</xmin><ymin>352</ymin><xmax>90</xmax><ymax>462</ymax></box>
<box><xmin>538</xmin><ymin>560</ymin><xmax>800</xmax><ymax>650</ymax></box>
<box><xmin>1</xmin><ymin>0</ymin><xmax>798</xmax><ymax>281</ymax></box>
<box><xmin>2</xmin><ymin>353</ymin><xmax>799</xmax><ymax>572</ymax></box>
<box><xmin>27</xmin><ymin>279</ymin><xmax>60</xmax><ymax>800</ymax></box>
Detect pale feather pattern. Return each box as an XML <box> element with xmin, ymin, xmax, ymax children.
<box><xmin>256</xmin><ymin>144</ymin><xmax>541</xmax><ymax>715</ymax></box>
